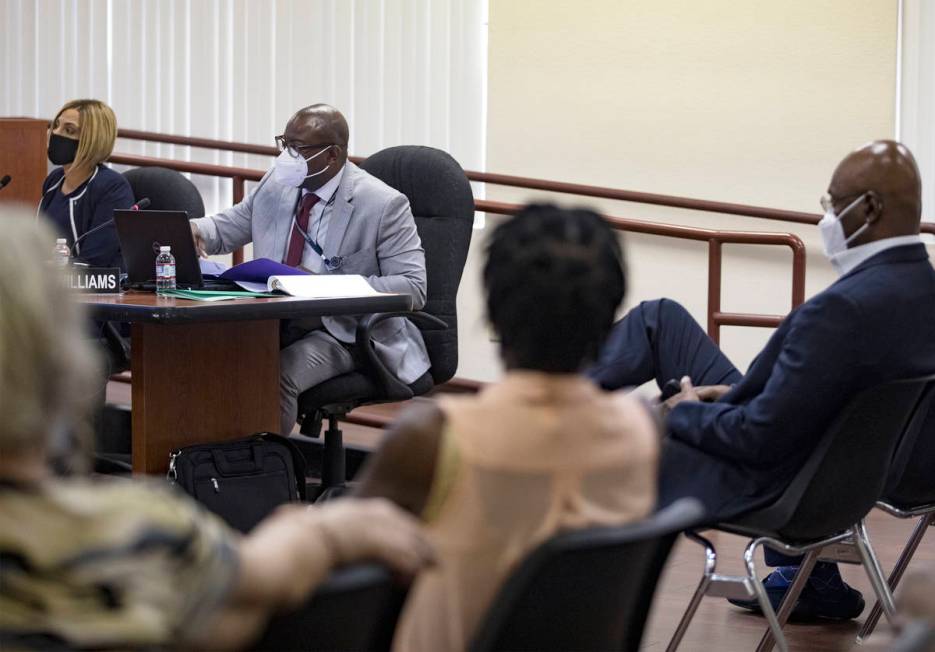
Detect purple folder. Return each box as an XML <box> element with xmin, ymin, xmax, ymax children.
<box><xmin>218</xmin><ymin>258</ymin><xmax>309</xmax><ymax>284</ymax></box>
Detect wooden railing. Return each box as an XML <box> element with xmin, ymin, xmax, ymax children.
<box><xmin>105</xmin><ymin>128</ymin><xmax>817</xmax><ymax>420</ymax></box>
<box><xmin>115</xmin><ymin>127</ymin><xmax>935</xmax><ymax>234</ymax></box>
<box><xmin>100</xmin><ymin>127</ymin><xmax>929</xmax><ymax>426</ymax></box>
<box><xmin>109</xmin><ymin>150</ymin><xmax>806</xmax><ymax>345</ymax></box>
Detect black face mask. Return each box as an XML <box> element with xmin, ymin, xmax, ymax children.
<box><xmin>48</xmin><ymin>132</ymin><xmax>80</xmax><ymax>166</ymax></box>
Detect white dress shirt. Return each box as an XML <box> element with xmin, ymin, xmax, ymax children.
<box><xmin>830</xmin><ymin>234</ymin><xmax>923</xmax><ymax>276</ymax></box>
<box><xmin>296</xmin><ymin>163</ymin><xmax>347</xmax><ymax>272</ymax></box>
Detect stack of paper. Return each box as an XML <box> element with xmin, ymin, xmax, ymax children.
<box><xmin>214</xmin><ymin>257</ymin><xmax>383</xmax><ymax>299</ymax></box>
<box><xmin>267</xmin><ymin>274</ymin><xmax>382</xmax><ymax>298</ymax></box>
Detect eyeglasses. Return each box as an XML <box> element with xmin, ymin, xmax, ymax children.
<box><xmin>274</xmin><ymin>135</ymin><xmax>335</xmax><ymax>158</ymax></box>
<box><xmin>820</xmin><ymin>192</ymin><xmax>867</xmax><ymax>213</ymax></box>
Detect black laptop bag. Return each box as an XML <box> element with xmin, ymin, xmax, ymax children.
<box><xmin>168</xmin><ymin>433</ymin><xmax>307</xmax><ymax>533</ymax></box>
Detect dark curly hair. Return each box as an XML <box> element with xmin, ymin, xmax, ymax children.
<box><xmin>484</xmin><ymin>203</ymin><xmax>626</xmax><ymax>373</ymax></box>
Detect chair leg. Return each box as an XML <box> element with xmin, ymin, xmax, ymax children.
<box><xmin>857</xmin><ymin>513</ymin><xmax>933</xmax><ymax>643</ymax></box>
<box><xmin>745</xmin><ymin>540</ymin><xmax>789</xmax><ymax>652</ymax></box>
<box><xmin>666</xmin><ymin>532</ymin><xmax>717</xmax><ymax>652</ymax></box>
<box><xmin>853</xmin><ymin>518</ymin><xmax>898</xmax><ymax>627</ymax></box>
<box><xmin>755</xmin><ymin>549</ymin><xmax>819</xmax><ymax>652</ymax></box>
<box><xmin>320</xmin><ymin>415</ymin><xmax>345</xmax><ymax>492</ymax></box>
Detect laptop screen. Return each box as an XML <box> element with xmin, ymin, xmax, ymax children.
<box><xmin>113</xmin><ymin>209</ymin><xmax>204</xmax><ymax>287</ymax></box>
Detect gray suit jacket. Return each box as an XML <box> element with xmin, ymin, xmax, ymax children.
<box><xmin>191</xmin><ymin>162</ymin><xmax>430</xmax><ymax>384</ymax></box>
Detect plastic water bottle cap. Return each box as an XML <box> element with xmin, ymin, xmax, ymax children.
<box><xmin>56</xmin><ymin>238</ymin><xmax>67</xmax><ymax>244</ymax></box>
<box><xmin>160</xmin><ymin>246</ymin><xmax>171</xmax><ymax>252</ymax></box>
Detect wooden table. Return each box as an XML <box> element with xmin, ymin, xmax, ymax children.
<box><xmin>79</xmin><ymin>291</ymin><xmax>412</xmax><ymax>475</ymax></box>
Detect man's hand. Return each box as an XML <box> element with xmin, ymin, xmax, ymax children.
<box><xmin>190</xmin><ymin>222</ymin><xmax>208</xmax><ymax>258</ymax></box>
<box><xmin>695</xmin><ymin>384</ymin><xmax>732</xmax><ymax>402</ymax></box>
<box><xmin>659</xmin><ymin>376</ymin><xmax>699</xmax><ymax>420</ymax></box>
<box><xmin>658</xmin><ymin>377</ymin><xmax>732</xmax><ymax>420</ymax></box>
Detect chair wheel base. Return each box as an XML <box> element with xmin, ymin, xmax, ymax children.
<box><xmin>316</xmin><ymin>485</ymin><xmax>350</xmax><ymax>502</ymax></box>
<box><xmin>305</xmin><ymin>479</ymin><xmax>351</xmax><ymax>502</ymax></box>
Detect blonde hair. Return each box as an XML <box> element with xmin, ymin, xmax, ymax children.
<box><xmin>0</xmin><ymin>206</ymin><xmax>100</xmax><ymax>464</ymax></box>
<box><xmin>51</xmin><ymin>99</ymin><xmax>119</xmax><ymax>171</ymax></box>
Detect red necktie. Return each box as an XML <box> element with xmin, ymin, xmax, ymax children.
<box><xmin>284</xmin><ymin>193</ymin><xmax>320</xmax><ymax>267</ymax></box>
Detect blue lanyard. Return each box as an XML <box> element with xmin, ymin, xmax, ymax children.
<box><xmin>291</xmin><ymin>196</ymin><xmax>344</xmax><ymax>271</ymax></box>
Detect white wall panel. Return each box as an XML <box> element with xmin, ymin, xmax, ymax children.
<box><xmin>898</xmin><ymin>0</ymin><xmax>935</xmax><ymax>228</ymax></box>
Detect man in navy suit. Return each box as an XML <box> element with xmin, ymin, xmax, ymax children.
<box><xmin>589</xmin><ymin>140</ymin><xmax>935</xmax><ymax>620</ymax></box>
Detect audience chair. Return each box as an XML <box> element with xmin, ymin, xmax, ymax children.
<box><xmin>469</xmin><ymin>498</ymin><xmax>705</xmax><ymax>652</ymax></box>
<box><xmin>253</xmin><ymin>563</ymin><xmax>409</xmax><ymax>652</ymax></box>
<box><xmin>665</xmin><ymin>374</ymin><xmax>935</xmax><ymax>652</ymax></box>
<box><xmin>294</xmin><ymin>146</ymin><xmax>474</xmax><ymax>500</ymax></box>
<box><xmin>121</xmin><ymin>166</ymin><xmax>206</xmax><ymax>217</ymax></box>
<box><xmin>858</xmin><ymin>381</ymin><xmax>935</xmax><ymax>644</ymax></box>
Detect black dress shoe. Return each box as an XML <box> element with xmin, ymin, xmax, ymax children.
<box><xmin>728</xmin><ymin>567</ymin><xmax>865</xmax><ymax>621</ymax></box>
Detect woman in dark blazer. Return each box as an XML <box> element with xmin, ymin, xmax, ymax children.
<box><xmin>39</xmin><ymin>99</ymin><xmax>133</xmax><ymax>268</ymax></box>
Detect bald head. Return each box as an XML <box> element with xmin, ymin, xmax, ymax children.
<box><xmin>289</xmin><ymin>104</ymin><xmax>349</xmax><ymax>148</ymax></box>
<box><xmin>282</xmin><ymin>104</ymin><xmax>349</xmax><ymax>191</ymax></box>
<box><xmin>827</xmin><ymin>140</ymin><xmax>923</xmax><ymax>244</ymax></box>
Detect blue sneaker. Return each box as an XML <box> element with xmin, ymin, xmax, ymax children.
<box><xmin>727</xmin><ymin>565</ymin><xmax>865</xmax><ymax>621</ymax></box>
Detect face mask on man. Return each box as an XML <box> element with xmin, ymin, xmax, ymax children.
<box><xmin>48</xmin><ymin>132</ymin><xmax>80</xmax><ymax>166</ymax></box>
<box><xmin>818</xmin><ymin>193</ymin><xmax>872</xmax><ymax>258</ymax></box>
<box><xmin>272</xmin><ymin>145</ymin><xmax>333</xmax><ymax>188</ymax></box>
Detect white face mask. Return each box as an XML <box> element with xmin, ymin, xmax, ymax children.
<box><xmin>818</xmin><ymin>193</ymin><xmax>871</xmax><ymax>258</ymax></box>
<box><xmin>272</xmin><ymin>145</ymin><xmax>333</xmax><ymax>188</ymax></box>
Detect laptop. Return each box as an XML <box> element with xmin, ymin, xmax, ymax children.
<box><xmin>114</xmin><ymin>209</ymin><xmax>238</xmax><ymax>290</ymax></box>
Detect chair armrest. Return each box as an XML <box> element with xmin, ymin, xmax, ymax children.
<box><xmin>354</xmin><ymin>312</ymin><xmax>447</xmax><ymax>399</ymax></box>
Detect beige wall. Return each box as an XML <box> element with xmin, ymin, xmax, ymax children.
<box><xmin>456</xmin><ymin>0</ymin><xmax>914</xmax><ymax>383</ymax></box>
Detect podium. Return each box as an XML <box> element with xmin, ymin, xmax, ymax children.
<box><xmin>0</xmin><ymin>118</ymin><xmax>49</xmax><ymax>207</ymax></box>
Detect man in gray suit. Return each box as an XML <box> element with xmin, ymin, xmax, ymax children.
<box><xmin>190</xmin><ymin>104</ymin><xmax>429</xmax><ymax>435</ymax></box>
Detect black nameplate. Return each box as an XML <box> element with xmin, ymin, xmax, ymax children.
<box><xmin>65</xmin><ymin>267</ymin><xmax>121</xmax><ymax>293</ymax></box>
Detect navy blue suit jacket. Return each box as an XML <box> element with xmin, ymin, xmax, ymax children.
<box><xmin>40</xmin><ymin>165</ymin><xmax>133</xmax><ymax>269</ymax></box>
<box><xmin>659</xmin><ymin>243</ymin><xmax>935</xmax><ymax>520</ymax></box>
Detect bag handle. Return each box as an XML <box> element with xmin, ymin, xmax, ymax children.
<box><xmin>211</xmin><ymin>442</ymin><xmax>264</xmax><ymax>475</ymax></box>
<box><xmin>257</xmin><ymin>433</ymin><xmax>308</xmax><ymax>500</ymax></box>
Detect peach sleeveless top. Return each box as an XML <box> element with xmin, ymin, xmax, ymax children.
<box><xmin>393</xmin><ymin>371</ymin><xmax>659</xmax><ymax>652</ymax></box>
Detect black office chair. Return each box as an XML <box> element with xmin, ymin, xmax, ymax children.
<box><xmin>468</xmin><ymin>498</ymin><xmax>704</xmax><ymax>652</ymax></box>
<box><xmin>252</xmin><ymin>563</ymin><xmax>409</xmax><ymax>652</ymax></box>
<box><xmin>857</xmin><ymin>381</ymin><xmax>935</xmax><ymax>643</ymax></box>
<box><xmin>294</xmin><ymin>146</ymin><xmax>474</xmax><ymax>499</ymax></box>
<box><xmin>666</xmin><ymin>374</ymin><xmax>935</xmax><ymax>652</ymax></box>
<box><xmin>122</xmin><ymin>166</ymin><xmax>206</xmax><ymax>217</ymax></box>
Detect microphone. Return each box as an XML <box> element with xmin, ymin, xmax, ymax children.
<box><xmin>70</xmin><ymin>198</ymin><xmax>150</xmax><ymax>256</ymax></box>
<box><xmin>0</xmin><ymin>175</ymin><xmax>11</xmax><ymax>191</ymax></box>
<box><xmin>70</xmin><ymin>219</ymin><xmax>114</xmax><ymax>256</ymax></box>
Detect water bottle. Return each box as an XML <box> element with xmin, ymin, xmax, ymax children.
<box><xmin>155</xmin><ymin>246</ymin><xmax>177</xmax><ymax>293</ymax></box>
<box><xmin>54</xmin><ymin>238</ymin><xmax>71</xmax><ymax>267</ymax></box>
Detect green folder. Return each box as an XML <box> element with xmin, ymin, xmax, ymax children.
<box><xmin>160</xmin><ymin>289</ymin><xmax>280</xmax><ymax>301</ymax></box>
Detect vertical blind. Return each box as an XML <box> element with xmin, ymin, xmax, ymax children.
<box><xmin>2</xmin><ymin>0</ymin><xmax>488</xmax><ymax>216</ymax></box>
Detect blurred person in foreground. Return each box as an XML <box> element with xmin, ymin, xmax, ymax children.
<box><xmin>39</xmin><ymin>99</ymin><xmax>133</xmax><ymax>268</ymax></box>
<box><xmin>356</xmin><ymin>204</ymin><xmax>660</xmax><ymax>651</ymax></box>
<box><xmin>588</xmin><ymin>140</ymin><xmax>935</xmax><ymax>620</ymax></box>
<box><xmin>858</xmin><ymin>566</ymin><xmax>935</xmax><ymax>652</ymax></box>
<box><xmin>891</xmin><ymin>566</ymin><xmax>935</xmax><ymax>652</ymax></box>
<box><xmin>0</xmin><ymin>209</ymin><xmax>433</xmax><ymax>651</ymax></box>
